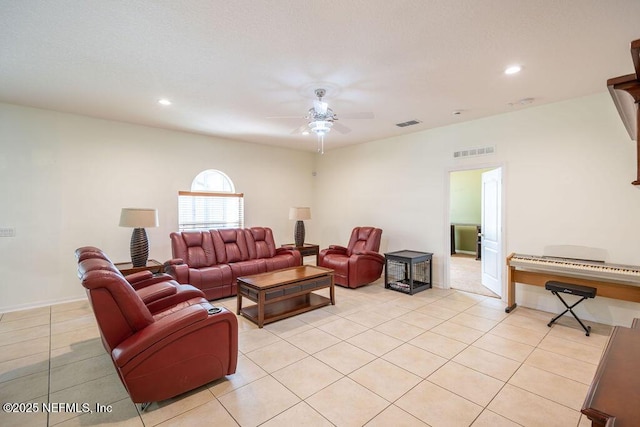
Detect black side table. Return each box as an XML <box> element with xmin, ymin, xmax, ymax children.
<box><xmin>384</xmin><ymin>250</ymin><xmax>433</xmax><ymax>295</ymax></box>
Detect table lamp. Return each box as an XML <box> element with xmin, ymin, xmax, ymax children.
<box><xmin>119</xmin><ymin>208</ymin><xmax>159</xmax><ymax>267</ymax></box>
<box><xmin>289</xmin><ymin>207</ymin><xmax>311</xmax><ymax>247</ymax></box>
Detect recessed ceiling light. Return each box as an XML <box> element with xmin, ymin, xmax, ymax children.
<box><xmin>504</xmin><ymin>65</ymin><xmax>521</xmax><ymax>75</ymax></box>
<box><xmin>302</xmin><ymin>131</ymin><xmax>310</xmax><ymax>135</ymax></box>
<box><xmin>158</xmin><ymin>99</ymin><xmax>172</xmax><ymax>106</ymax></box>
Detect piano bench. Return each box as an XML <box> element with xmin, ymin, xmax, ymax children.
<box><xmin>545</xmin><ymin>281</ymin><xmax>597</xmax><ymax>336</ymax></box>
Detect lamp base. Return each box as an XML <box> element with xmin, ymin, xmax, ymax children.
<box><xmin>130</xmin><ymin>228</ymin><xmax>149</xmax><ymax>267</ymax></box>
<box><xmin>294</xmin><ymin>220</ymin><xmax>305</xmax><ymax>247</ymax></box>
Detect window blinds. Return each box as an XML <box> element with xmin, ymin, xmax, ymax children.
<box><xmin>178</xmin><ymin>191</ymin><xmax>244</xmax><ymax>231</ymax></box>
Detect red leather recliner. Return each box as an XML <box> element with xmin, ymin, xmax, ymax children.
<box><xmin>75</xmin><ymin>246</ymin><xmax>205</xmax><ymax>314</ymax></box>
<box><xmin>80</xmin><ymin>268</ymin><xmax>238</xmax><ymax>404</ymax></box>
<box><xmin>318</xmin><ymin>227</ymin><xmax>385</xmax><ymax>288</ymax></box>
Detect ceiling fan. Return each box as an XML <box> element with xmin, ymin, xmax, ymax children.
<box><xmin>270</xmin><ymin>88</ymin><xmax>374</xmax><ymax>154</ymax></box>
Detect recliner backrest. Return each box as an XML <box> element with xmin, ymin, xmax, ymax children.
<box><xmin>75</xmin><ymin>246</ymin><xmax>112</xmax><ymax>262</ymax></box>
<box><xmin>81</xmin><ymin>270</ymin><xmax>154</xmax><ymax>352</ymax></box>
<box><xmin>347</xmin><ymin>227</ymin><xmax>382</xmax><ymax>256</ymax></box>
<box><xmin>217</xmin><ymin>228</ymin><xmax>250</xmax><ymax>262</ymax></box>
<box><xmin>246</xmin><ymin>227</ymin><xmax>277</xmax><ymax>259</ymax></box>
<box><xmin>77</xmin><ymin>257</ymin><xmax>121</xmax><ymax>279</ymax></box>
<box><xmin>170</xmin><ymin>231</ymin><xmax>219</xmax><ymax>268</ymax></box>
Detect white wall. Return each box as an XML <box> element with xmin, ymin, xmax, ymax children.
<box><xmin>3</xmin><ymin>93</ymin><xmax>640</xmax><ymax>326</ymax></box>
<box><xmin>0</xmin><ymin>103</ymin><xmax>315</xmax><ymax>312</ymax></box>
<box><xmin>314</xmin><ymin>92</ymin><xmax>640</xmax><ymax>326</ymax></box>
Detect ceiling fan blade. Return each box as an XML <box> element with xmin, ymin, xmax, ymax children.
<box><xmin>290</xmin><ymin>124</ymin><xmax>310</xmax><ymax>135</ymax></box>
<box><xmin>266</xmin><ymin>115</ymin><xmax>305</xmax><ymax>119</ymax></box>
<box><xmin>313</xmin><ymin>99</ymin><xmax>328</xmax><ymax>115</ymax></box>
<box><xmin>338</xmin><ymin>111</ymin><xmax>375</xmax><ymax>120</ymax></box>
<box><xmin>332</xmin><ymin>122</ymin><xmax>351</xmax><ymax>134</ymax></box>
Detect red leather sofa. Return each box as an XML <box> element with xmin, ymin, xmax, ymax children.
<box><xmin>76</xmin><ymin>248</ymin><xmax>238</xmax><ymax>404</ymax></box>
<box><xmin>318</xmin><ymin>226</ymin><xmax>385</xmax><ymax>288</ymax></box>
<box><xmin>166</xmin><ymin>227</ymin><xmax>301</xmax><ymax>300</ymax></box>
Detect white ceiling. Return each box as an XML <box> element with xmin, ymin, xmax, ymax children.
<box><xmin>1</xmin><ymin>1</ymin><xmax>639</xmax><ymax>152</ymax></box>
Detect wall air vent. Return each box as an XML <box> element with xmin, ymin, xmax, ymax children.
<box><xmin>396</xmin><ymin>120</ymin><xmax>422</xmax><ymax>128</ymax></box>
<box><xmin>453</xmin><ymin>146</ymin><xmax>496</xmax><ymax>159</ymax></box>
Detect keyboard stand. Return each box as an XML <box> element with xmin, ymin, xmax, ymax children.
<box><xmin>545</xmin><ymin>281</ymin><xmax>597</xmax><ymax>336</ymax></box>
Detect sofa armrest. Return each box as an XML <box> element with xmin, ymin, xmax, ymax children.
<box><xmin>112</xmin><ymin>303</ymin><xmax>210</xmax><ymax>367</ymax></box>
<box><xmin>126</xmin><ymin>272</ymin><xmax>176</xmax><ymax>290</ymax></box>
<box><xmin>125</xmin><ymin>270</ymin><xmax>153</xmax><ymax>283</ymax></box>
<box><xmin>321</xmin><ymin>248</ymin><xmax>348</xmax><ymax>257</ymax></box>
<box><xmin>164</xmin><ymin>258</ymin><xmax>184</xmax><ymax>267</ymax></box>
<box><xmin>164</xmin><ymin>259</ymin><xmax>190</xmax><ymax>284</ymax></box>
<box><xmin>329</xmin><ymin>245</ymin><xmax>348</xmax><ymax>252</ymax></box>
<box><xmin>275</xmin><ymin>247</ymin><xmax>302</xmax><ymax>265</ymax></box>
<box><xmin>353</xmin><ymin>251</ymin><xmax>385</xmax><ymax>264</ymax></box>
<box><xmin>275</xmin><ymin>247</ymin><xmax>295</xmax><ymax>256</ymax></box>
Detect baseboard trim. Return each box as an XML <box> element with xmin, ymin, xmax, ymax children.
<box><xmin>0</xmin><ymin>295</ymin><xmax>87</xmax><ymax>314</ymax></box>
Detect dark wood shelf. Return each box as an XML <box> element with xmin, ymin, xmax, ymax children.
<box><xmin>114</xmin><ymin>259</ymin><xmax>163</xmax><ymax>276</ymax></box>
<box><xmin>240</xmin><ymin>294</ymin><xmax>331</xmax><ymax>326</ymax></box>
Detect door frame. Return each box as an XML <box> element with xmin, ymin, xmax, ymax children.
<box><xmin>443</xmin><ymin>162</ymin><xmax>507</xmax><ymax>299</ymax></box>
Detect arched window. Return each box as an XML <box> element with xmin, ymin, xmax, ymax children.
<box><xmin>191</xmin><ymin>169</ymin><xmax>235</xmax><ymax>192</ymax></box>
<box><xmin>178</xmin><ymin>169</ymin><xmax>244</xmax><ymax>231</ymax></box>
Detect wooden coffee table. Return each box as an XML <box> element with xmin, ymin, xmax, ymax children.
<box><xmin>236</xmin><ymin>266</ymin><xmax>335</xmax><ymax>328</ymax></box>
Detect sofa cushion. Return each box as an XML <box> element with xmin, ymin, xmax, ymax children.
<box><xmin>229</xmin><ymin>259</ymin><xmax>267</xmax><ymax>280</ymax></box>
<box><xmin>188</xmin><ymin>264</ymin><xmax>233</xmax><ymax>291</ymax></box>
<box><xmin>171</xmin><ymin>231</ymin><xmax>218</xmax><ymax>268</ymax></box>
<box><xmin>218</xmin><ymin>229</ymin><xmax>250</xmax><ymax>262</ymax></box>
<box><xmin>264</xmin><ymin>254</ymin><xmax>299</xmax><ymax>271</ymax></box>
<box><xmin>247</xmin><ymin>227</ymin><xmax>277</xmax><ymax>259</ymax></box>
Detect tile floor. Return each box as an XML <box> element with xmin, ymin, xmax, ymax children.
<box><xmin>0</xmin><ymin>280</ymin><xmax>611</xmax><ymax>427</ymax></box>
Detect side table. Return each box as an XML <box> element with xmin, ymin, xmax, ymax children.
<box><xmin>114</xmin><ymin>259</ymin><xmax>163</xmax><ymax>276</ymax></box>
<box><xmin>281</xmin><ymin>243</ymin><xmax>320</xmax><ymax>265</ymax></box>
<box><xmin>384</xmin><ymin>250</ymin><xmax>433</xmax><ymax>295</ymax></box>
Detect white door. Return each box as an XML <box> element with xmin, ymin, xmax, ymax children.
<box><xmin>481</xmin><ymin>168</ymin><xmax>502</xmax><ymax>296</ymax></box>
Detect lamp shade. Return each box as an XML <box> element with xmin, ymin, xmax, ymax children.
<box><xmin>119</xmin><ymin>208</ymin><xmax>159</xmax><ymax>228</ymax></box>
<box><xmin>289</xmin><ymin>207</ymin><xmax>311</xmax><ymax>221</ymax></box>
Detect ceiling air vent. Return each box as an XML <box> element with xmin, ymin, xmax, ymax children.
<box><xmin>396</xmin><ymin>120</ymin><xmax>422</xmax><ymax>128</ymax></box>
<box><xmin>453</xmin><ymin>146</ymin><xmax>496</xmax><ymax>159</ymax></box>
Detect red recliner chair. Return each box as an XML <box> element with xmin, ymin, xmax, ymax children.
<box><xmin>75</xmin><ymin>246</ymin><xmax>205</xmax><ymax>315</ymax></box>
<box><xmin>80</xmin><ymin>268</ymin><xmax>238</xmax><ymax>405</ymax></box>
<box><xmin>318</xmin><ymin>227</ymin><xmax>385</xmax><ymax>288</ymax></box>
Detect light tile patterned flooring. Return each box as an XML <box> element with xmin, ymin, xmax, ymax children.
<box><xmin>0</xmin><ymin>281</ymin><xmax>611</xmax><ymax>427</ymax></box>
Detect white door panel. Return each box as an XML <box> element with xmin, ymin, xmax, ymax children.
<box><xmin>481</xmin><ymin>168</ymin><xmax>502</xmax><ymax>296</ymax></box>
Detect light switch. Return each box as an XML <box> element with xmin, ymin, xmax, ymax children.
<box><xmin>0</xmin><ymin>227</ymin><xmax>16</xmax><ymax>237</ymax></box>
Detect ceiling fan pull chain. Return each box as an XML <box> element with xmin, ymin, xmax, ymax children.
<box><xmin>316</xmin><ymin>134</ymin><xmax>325</xmax><ymax>154</ymax></box>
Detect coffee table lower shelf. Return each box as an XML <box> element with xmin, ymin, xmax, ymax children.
<box><xmin>240</xmin><ymin>294</ymin><xmax>331</xmax><ymax>327</ymax></box>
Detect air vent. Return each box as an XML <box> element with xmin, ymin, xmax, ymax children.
<box><xmin>453</xmin><ymin>146</ymin><xmax>496</xmax><ymax>159</ymax></box>
<box><xmin>396</xmin><ymin>120</ymin><xmax>422</xmax><ymax>128</ymax></box>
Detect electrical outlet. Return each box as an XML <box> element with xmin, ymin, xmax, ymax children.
<box><xmin>0</xmin><ymin>227</ymin><xmax>16</xmax><ymax>237</ymax></box>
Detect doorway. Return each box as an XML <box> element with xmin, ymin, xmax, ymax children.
<box><xmin>448</xmin><ymin>167</ymin><xmax>503</xmax><ymax>298</ymax></box>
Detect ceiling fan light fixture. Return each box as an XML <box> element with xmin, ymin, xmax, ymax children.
<box><xmin>309</xmin><ymin>120</ymin><xmax>333</xmax><ymax>136</ymax></box>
